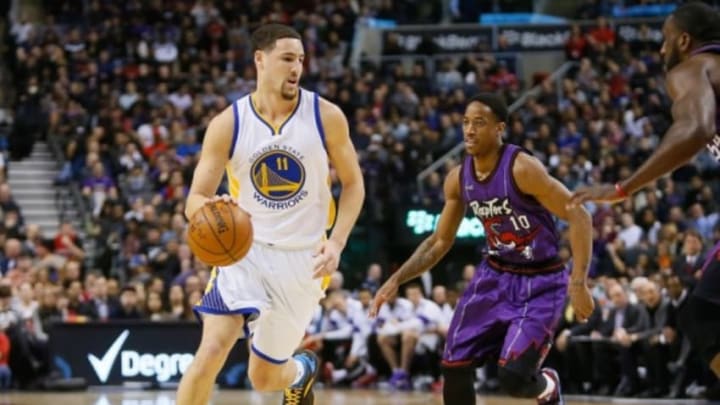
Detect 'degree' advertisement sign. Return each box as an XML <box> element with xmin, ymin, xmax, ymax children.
<box><xmin>49</xmin><ymin>322</ymin><xmax>249</xmax><ymax>386</ymax></box>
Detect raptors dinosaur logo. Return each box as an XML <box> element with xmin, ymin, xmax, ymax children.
<box><xmin>483</xmin><ymin>217</ymin><xmax>539</xmax><ymax>260</ymax></box>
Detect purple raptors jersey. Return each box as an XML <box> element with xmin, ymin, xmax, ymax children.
<box><xmin>691</xmin><ymin>43</ymin><xmax>720</xmax><ymax>161</ymax></box>
<box><xmin>460</xmin><ymin>144</ymin><xmax>562</xmax><ymax>271</ymax></box>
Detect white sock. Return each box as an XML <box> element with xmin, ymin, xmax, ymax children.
<box><xmin>291</xmin><ymin>358</ymin><xmax>306</xmax><ymax>387</ymax></box>
<box><xmin>332</xmin><ymin>369</ymin><xmax>348</xmax><ymax>383</ymax></box>
<box><xmin>538</xmin><ymin>371</ymin><xmax>556</xmax><ymax>399</ymax></box>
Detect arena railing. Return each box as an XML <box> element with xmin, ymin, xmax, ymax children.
<box><xmin>415</xmin><ymin>60</ymin><xmax>578</xmax><ymax>197</ymax></box>
<box><xmin>47</xmin><ymin>134</ymin><xmax>95</xmax><ymax>268</ymax></box>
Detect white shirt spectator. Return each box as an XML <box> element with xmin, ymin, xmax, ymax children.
<box><xmin>11</xmin><ymin>20</ymin><xmax>33</xmax><ymax>45</ymax></box>
<box><xmin>375</xmin><ymin>297</ymin><xmax>414</xmax><ymax>336</ymax></box>
<box><xmin>169</xmin><ymin>91</ymin><xmax>193</xmax><ymax>111</ymax></box>
<box><xmin>618</xmin><ymin>213</ymin><xmax>643</xmax><ymax>249</ymax></box>
<box><xmin>413</xmin><ymin>298</ymin><xmax>443</xmax><ymax>331</ymax></box>
<box><xmin>440</xmin><ymin>302</ymin><xmax>455</xmax><ymax>330</ymax></box>
<box><xmin>136</xmin><ymin>122</ymin><xmax>169</xmax><ymax>148</ymax></box>
<box><xmin>322</xmin><ymin>298</ymin><xmax>367</xmax><ymax>341</ymax></box>
<box><xmin>619</xmin><ymin>224</ymin><xmax>643</xmax><ymax>249</ymax></box>
<box><xmin>154</xmin><ymin>41</ymin><xmax>179</xmax><ymax>63</ymax></box>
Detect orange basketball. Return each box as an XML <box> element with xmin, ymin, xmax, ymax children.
<box><xmin>187</xmin><ymin>200</ymin><xmax>253</xmax><ymax>267</ymax></box>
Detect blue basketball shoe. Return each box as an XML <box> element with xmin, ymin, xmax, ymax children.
<box><xmin>282</xmin><ymin>350</ymin><xmax>320</xmax><ymax>405</ymax></box>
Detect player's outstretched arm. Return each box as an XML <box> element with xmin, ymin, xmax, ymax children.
<box><xmin>312</xmin><ymin>99</ymin><xmax>365</xmax><ymax>278</ymax></box>
<box><xmin>513</xmin><ymin>153</ymin><xmax>595</xmax><ymax>321</ymax></box>
<box><xmin>619</xmin><ymin>61</ymin><xmax>716</xmax><ymax>195</ymax></box>
<box><xmin>369</xmin><ymin>167</ymin><xmax>464</xmax><ymax>317</ymax></box>
<box><xmin>570</xmin><ymin>60</ymin><xmax>716</xmax><ymax>205</ymax></box>
<box><xmin>185</xmin><ymin>106</ymin><xmax>235</xmax><ymax>220</ymax></box>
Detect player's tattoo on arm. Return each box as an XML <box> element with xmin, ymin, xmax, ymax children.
<box><xmin>393</xmin><ymin>237</ymin><xmax>449</xmax><ymax>285</ymax></box>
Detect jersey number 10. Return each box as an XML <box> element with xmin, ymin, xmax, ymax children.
<box><xmin>509</xmin><ymin>215</ymin><xmax>531</xmax><ymax>231</ymax></box>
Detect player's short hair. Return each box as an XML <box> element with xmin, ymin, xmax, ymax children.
<box><xmin>468</xmin><ymin>93</ymin><xmax>509</xmax><ymax>123</ymax></box>
<box><xmin>251</xmin><ymin>24</ymin><xmax>302</xmax><ymax>52</ymax></box>
<box><xmin>672</xmin><ymin>2</ymin><xmax>720</xmax><ymax>44</ymax></box>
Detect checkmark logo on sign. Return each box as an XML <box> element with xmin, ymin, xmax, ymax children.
<box><xmin>87</xmin><ymin>329</ymin><xmax>130</xmax><ymax>383</ymax></box>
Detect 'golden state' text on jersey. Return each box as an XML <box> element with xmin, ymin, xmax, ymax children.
<box><xmin>226</xmin><ymin>88</ymin><xmax>331</xmax><ymax>249</ymax></box>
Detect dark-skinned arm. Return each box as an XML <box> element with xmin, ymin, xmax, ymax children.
<box><xmin>513</xmin><ymin>153</ymin><xmax>592</xmax><ymax>283</ymax></box>
<box><xmin>369</xmin><ymin>167</ymin><xmax>464</xmax><ymax>317</ymax></box>
<box><xmin>514</xmin><ymin>153</ymin><xmax>595</xmax><ymax>321</ymax></box>
<box><xmin>392</xmin><ymin>167</ymin><xmax>465</xmax><ymax>284</ymax></box>
<box><xmin>620</xmin><ymin>60</ymin><xmax>715</xmax><ymax>194</ymax></box>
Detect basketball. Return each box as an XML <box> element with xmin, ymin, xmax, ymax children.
<box><xmin>186</xmin><ymin>200</ymin><xmax>253</xmax><ymax>267</ymax></box>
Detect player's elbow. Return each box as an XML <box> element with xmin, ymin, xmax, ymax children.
<box><xmin>566</xmin><ymin>204</ymin><xmax>591</xmax><ymax>228</ymax></box>
<box><xmin>431</xmin><ymin>234</ymin><xmax>454</xmax><ymax>254</ymax></box>
<box><xmin>345</xmin><ymin>175</ymin><xmax>365</xmax><ymax>198</ymax></box>
<box><xmin>683</xmin><ymin>121</ymin><xmax>714</xmax><ymax>145</ymax></box>
<box><xmin>354</xmin><ymin>179</ymin><xmax>366</xmax><ymax>200</ymax></box>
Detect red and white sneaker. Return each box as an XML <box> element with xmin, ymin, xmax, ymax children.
<box><xmin>537</xmin><ymin>368</ymin><xmax>564</xmax><ymax>405</ymax></box>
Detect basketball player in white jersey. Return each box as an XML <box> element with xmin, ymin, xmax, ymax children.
<box><xmin>176</xmin><ymin>24</ymin><xmax>364</xmax><ymax>405</ymax></box>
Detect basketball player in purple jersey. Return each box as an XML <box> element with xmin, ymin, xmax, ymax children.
<box><xmin>370</xmin><ymin>93</ymin><xmax>594</xmax><ymax>405</ymax></box>
<box><xmin>570</xmin><ymin>3</ymin><xmax>720</xmax><ymax>398</ymax></box>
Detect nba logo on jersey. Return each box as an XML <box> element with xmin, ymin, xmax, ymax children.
<box><xmin>249</xmin><ymin>145</ymin><xmax>309</xmax><ymax>210</ymax></box>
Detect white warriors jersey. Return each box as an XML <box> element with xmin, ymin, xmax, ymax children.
<box><xmin>226</xmin><ymin>88</ymin><xmax>335</xmax><ymax>249</ymax></box>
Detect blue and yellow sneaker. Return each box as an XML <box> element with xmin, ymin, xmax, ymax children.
<box><xmin>282</xmin><ymin>350</ymin><xmax>320</xmax><ymax>405</ymax></box>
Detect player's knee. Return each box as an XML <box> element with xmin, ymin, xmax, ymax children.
<box><xmin>497</xmin><ymin>366</ymin><xmax>534</xmax><ymax>397</ymax></box>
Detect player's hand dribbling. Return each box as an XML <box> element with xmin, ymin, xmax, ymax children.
<box><xmin>568</xmin><ymin>279</ymin><xmax>594</xmax><ymax>322</ymax></box>
<box><xmin>312</xmin><ymin>239</ymin><xmax>343</xmax><ymax>279</ymax></box>
<box><xmin>186</xmin><ymin>194</ymin><xmax>245</xmax><ymax>222</ymax></box>
<box><xmin>208</xmin><ymin>194</ymin><xmax>239</xmax><ymax>206</ymax></box>
<box><xmin>369</xmin><ymin>277</ymin><xmax>399</xmax><ymax>319</ymax></box>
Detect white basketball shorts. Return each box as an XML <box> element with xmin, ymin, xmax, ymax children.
<box><xmin>194</xmin><ymin>241</ymin><xmax>326</xmax><ymax>363</ymax></box>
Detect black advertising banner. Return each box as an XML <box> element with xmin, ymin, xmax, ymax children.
<box><xmin>49</xmin><ymin>322</ymin><xmax>249</xmax><ymax>386</ymax></box>
<box><xmin>497</xmin><ymin>25</ymin><xmax>570</xmax><ymax>51</ymax></box>
<box><xmin>382</xmin><ymin>27</ymin><xmax>493</xmax><ymax>55</ymax></box>
<box><xmin>381</xmin><ymin>18</ymin><xmax>665</xmax><ymax>54</ymax></box>
<box><xmin>614</xmin><ymin>20</ymin><xmax>664</xmax><ymax>44</ymax></box>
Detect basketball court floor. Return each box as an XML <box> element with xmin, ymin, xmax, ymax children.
<box><xmin>0</xmin><ymin>390</ymin><xmax>714</xmax><ymax>405</ymax></box>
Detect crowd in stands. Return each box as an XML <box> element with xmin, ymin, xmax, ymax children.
<box><xmin>0</xmin><ymin>0</ymin><xmax>715</xmax><ymax>399</ymax></box>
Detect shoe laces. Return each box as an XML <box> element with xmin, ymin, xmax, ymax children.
<box><xmin>283</xmin><ymin>388</ymin><xmax>303</xmax><ymax>405</ymax></box>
